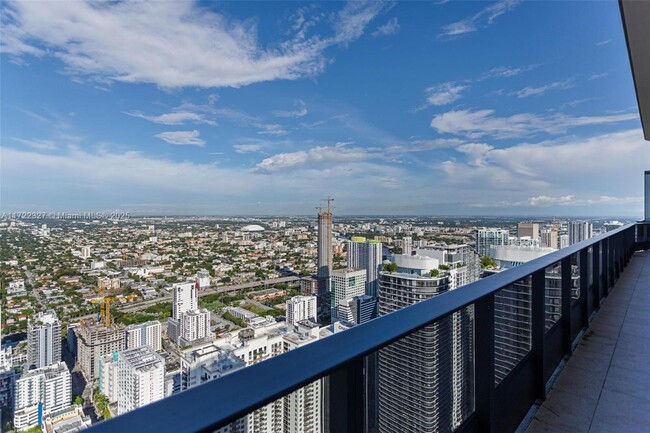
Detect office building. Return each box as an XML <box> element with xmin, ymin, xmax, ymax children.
<box><xmin>330</xmin><ymin>268</ymin><xmax>366</xmax><ymax>323</ymax></box>
<box><xmin>80</xmin><ymin>246</ymin><xmax>91</xmax><ymax>259</ymax></box>
<box><xmin>378</xmin><ymin>254</ymin><xmax>474</xmax><ymax>433</ymax></box>
<box><xmin>117</xmin><ymin>346</ymin><xmax>165</xmax><ymax>415</ymax></box>
<box><xmin>476</xmin><ymin>228</ymin><xmax>509</xmax><ymax>258</ymax></box>
<box><xmin>336</xmin><ymin>294</ymin><xmax>377</xmax><ymax>324</ymax></box>
<box><xmin>125</xmin><ymin>321</ymin><xmax>162</xmax><ymax>352</ymax></box>
<box><xmin>76</xmin><ymin>320</ymin><xmax>125</xmax><ymax>381</ymax></box>
<box><xmin>517</xmin><ymin>223</ymin><xmax>540</xmax><ymax>240</ymax></box>
<box><xmin>13</xmin><ymin>362</ymin><xmax>71</xmax><ymax>431</ymax></box>
<box><xmin>317</xmin><ymin>202</ymin><xmax>333</xmax><ymax>297</ymax></box>
<box><xmin>568</xmin><ymin>221</ymin><xmax>593</xmax><ymax>245</ymax></box>
<box><xmin>27</xmin><ymin>310</ymin><xmax>61</xmax><ymax>369</ymax></box>
<box><xmin>347</xmin><ymin>237</ymin><xmax>383</xmax><ymax>297</ymax></box>
<box><xmin>286</xmin><ymin>296</ymin><xmax>317</xmax><ymax>326</ymax></box>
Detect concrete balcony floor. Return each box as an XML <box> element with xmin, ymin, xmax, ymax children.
<box><xmin>526</xmin><ymin>250</ymin><xmax>650</xmax><ymax>433</ymax></box>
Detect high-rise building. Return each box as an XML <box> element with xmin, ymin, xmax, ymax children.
<box><xmin>172</xmin><ymin>282</ymin><xmax>198</xmax><ymax>320</ymax></box>
<box><xmin>13</xmin><ymin>362</ymin><xmax>71</xmax><ymax>431</ymax></box>
<box><xmin>27</xmin><ymin>310</ymin><xmax>61</xmax><ymax>369</ymax></box>
<box><xmin>476</xmin><ymin>228</ymin><xmax>509</xmax><ymax>258</ymax></box>
<box><xmin>317</xmin><ymin>199</ymin><xmax>333</xmax><ymax>297</ymax></box>
<box><xmin>330</xmin><ymin>268</ymin><xmax>366</xmax><ymax>323</ymax></box>
<box><xmin>517</xmin><ymin>223</ymin><xmax>540</xmax><ymax>240</ymax></box>
<box><xmin>80</xmin><ymin>245</ymin><xmax>91</xmax><ymax>259</ymax></box>
<box><xmin>169</xmin><ymin>281</ymin><xmax>211</xmax><ymax>346</ymax></box>
<box><xmin>125</xmin><ymin>321</ymin><xmax>162</xmax><ymax>352</ymax></box>
<box><xmin>116</xmin><ymin>346</ymin><xmax>165</xmax><ymax>415</ymax></box>
<box><xmin>541</xmin><ymin>227</ymin><xmax>559</xmax><ymax>249</ymax></box>
<box><xmin>76</xmin><ymin>320</ymin><xmax>125</xmax><ymax>381</ymax></box>
<box><xmin>286</xmin><ymin>296</ymin><xmax>317</xmax><ymax>326</ymax></box>
<box><xmin>559</xmin><ymin>234</ymin><xmax>569</xmax><ymax>249</ymax></box>
<box><xmin>336</xmin><ymin>294</ymin><xmax>377</xmax><ymax>324</ymax></box>
<box><xmin>402</xmin><ymin>236</ymin><xmax>413</xmax><ymax>256</ymax></box>
<box><xmin>378</xmin><ymin>254</ymin><xmax>474</xmax><ymax>433</ymax></box>
<box><xmin>347</xmin><ymin>237</ymin><xmax>383</xmax><ymax>298</ymax></box>
<box><xmin>568</xmin><ymin>221</ymin><xmax>593</xmax><ymax>245</ymax></box>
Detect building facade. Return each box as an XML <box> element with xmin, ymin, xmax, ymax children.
<box><xmin>568</xmin><ymin>221</ymin><xmax>593</xmax><ymax>245</ymax></box>
<box><xmin>317</xmin><ymin>208</ymin><xmax>333</xmax><ymax>297</ymax></box>
<box><xmin>27</xmin><ymin>310</ymin><xmax>61</xmax><ymax>369</ymax></box>
<box><xmin>286</xmin><ymin>296</ymin><xmax>317</xmax><ymax>326</ymax></box>
<box><xmin>125</xmin><ymin>321</ymin><xmax>162</xmax><ymax>352</ymax></box>
<box><xmin>13</xmin><ymin>362</ymin><xmax>71</xmax><ymax>431</ymax></box>
<box><xmin>347</xmin><ymin>237</ymin><xmax>383</xmax><ymax>298</ymax></box>
<box><xmin>76</xmin><ymin>321</ymin><xmax>125</xmax><ymax>381</ymax></box>
<box><xmin>330</xmin><ymin>268</ymin><xmax>366</xmax><ymax>323</ymax></box>
<box><xmin>116</xmin><ymin>346</ymin><xmax>165</xmax><ymax>415</ymax></box>
<box><xmin>476</xmin><ymin>228</ymin><xmax>509</xmax><ymax>258</ymax></box>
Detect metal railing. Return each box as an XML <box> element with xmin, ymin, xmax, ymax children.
<box><xmin>88</xmin><ymin>222</ymin><xmax>646</xmax><ymax>433</ymax></box>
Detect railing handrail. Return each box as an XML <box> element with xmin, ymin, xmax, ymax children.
<box><xmin>87</xmin><ymin>223</ymin><xmax>637</xmax><ymax>433</ymax></box>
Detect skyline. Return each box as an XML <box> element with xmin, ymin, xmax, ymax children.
<box><xmin>1</xmin><ymin>0</ymin><xmax>647</xmax><ymax>217</ymax></box>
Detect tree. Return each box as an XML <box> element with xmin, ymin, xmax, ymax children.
<box><xmin>430</xmin><ymin>269</ymin><xmax>440</xmax><ymax>277</ymax></box>
<box><xmin>383</xmin><ymin>263</ymin><xmax>398</xmax><ymax>273</ymax></box>
<box><xmin>481</xmin><ymin>256</ymin><xmax>496</xmax><ymax>269</ymax></box>
<box><xmin>73</xmin><ymin>395</ymin><xmax>83</xmax><ymax>405</ymax></box>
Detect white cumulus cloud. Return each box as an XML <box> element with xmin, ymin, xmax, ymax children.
<box><xmin>155</xmin><ymin>130</ymin><xmax>205</xmax><ymax>146</ymax></box>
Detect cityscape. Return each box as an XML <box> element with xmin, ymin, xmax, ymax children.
<box><xmin>1</xmin><ymin>1</ymin><xmax>649</xmax><ymax>433</ymax></box>
<box><xmin>0</xmin><ymin>212</ymin><xmax>636</xmax><ymax>432</ymax></box>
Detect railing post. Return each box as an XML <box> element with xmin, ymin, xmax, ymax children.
<box><xmin>600</xmin><ymin>239</ymin><xmax>610</xmax><ymax>299</ymax></box>
<box><xmin>561</xmin><ymin>257</ymin><xmax>572</xmax><ymax>355</ymax></box>
<box><xmin>579</xmin><ymin>248</ymin><xmax>589</xmax><ymax>328</ymax></box>
<box><xmin>328</xmin><ymin>357</ymin><xmax>364</xmax><ymax>433</ymax></box>
<box><xmin>592</xmin><ymin>242</ymin><xmax>601</xmax><ymax>311</ymax></box>
<box><xmin>531</xmin><ymin>270</ymin><xmax>546</xmax><ymax>399</ymax></box>
<box><xmin>474</xmin><ymin>293</ymin><xmax>495</xmax><ymax>433</ymax></box>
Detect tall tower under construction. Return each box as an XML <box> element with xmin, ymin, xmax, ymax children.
<box><xmin>317</xmin><ymin>197</ymin><xmax>333</xmax><ymax>298</ymax></box>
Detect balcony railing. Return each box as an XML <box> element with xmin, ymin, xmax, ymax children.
<box><xmin>87</xmin><ymin>222</ymin><xmax>648</xmax><ymax>433</ymax></box>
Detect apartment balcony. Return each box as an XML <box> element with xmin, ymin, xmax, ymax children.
<box><xmin>85</xmin><ymin>222</ymin><xmax>650</xmax><ymax>433</ymax></box>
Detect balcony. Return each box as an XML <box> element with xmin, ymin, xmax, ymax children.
<box><xmin>86</xmin><ymin>222</ymin><xmax>650</xmax><ymax>433</ymax></box>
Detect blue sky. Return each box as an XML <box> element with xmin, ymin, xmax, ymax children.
<box><xmin>0</xmin><ymin>0</ymin><xmax>646</xmax><ymax>216</ymax></box>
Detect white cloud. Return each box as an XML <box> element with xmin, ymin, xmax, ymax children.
<box><xmin>126</xmin><ymin>110</ymin><xmax>216</xmax><ymax>126</ymax></box>
<box><xmin>439</xmin><ymin>129</ymin><xmax>647</xmax><ymax>207</ymax></box>
<box><xmin>425</xmin><ymin>82</ymin><xmax>469</xmax><ymax>106</ymax></box>
<box><xmin>595</xmin><ymin>39</ymin><xmax>612</xmax><ymax>46</ymax></box>
<box><xmin>1</xmin><ymin>1</ymin><xmax>385</xmax><ymax>89</ymax></box>
<box><xmin>155</xmin><ymin>130</ymin><xmax>205</xmax><ymax>146</ymax></box>
<box><xmin>471</xmin><ymin>195</ymin><xmax>642</xmax><ymax>208</ymax></box>
<box><xmin>513</xmin><ymin>80</ymin><xmax>574</xmax><ymax>98</ymax></box>
<box><xmin>588</xmin><ymin>73</ymin><xmax>608</xmax><ymax>81</ymax></box>
<box><xmin>372</xmin><ymin>17</ymin><xmax>400</xmax><ymax>37</ymax></box>
<box><xmin>254</xmin><ymin>144</ymin><xmax>371</xmax><ymax>172</ymax></box>
<box><xmin>273</xmin><ymin>100</ymin><xmax>308</xmax><ymax>118</ymax></box>
<box><xmin>234</xmin><ymin>144</ymin><xmax>263</xmax><ymax>154</ymax></box>
<box><xmin>430</xmin><ymin>109</ymin><xmax>638</xmax><ymax>139</ymax></box>
<box><xmin>333</xmin><ymin>1</ymin><xmax>389</xmax><ymax>45</ymax></box>
<box><xmin>9</xmin><ymin>138</ymin><xmax>58</xmax><ymax>150</ymax></box>
<box><xmin>440</xmin><ymin>0</ymin><xmax>520</xmax><ymax>37</ymax></box>
<box><xmin>479</xmin><ymin>64</ymin><xmax>539</xmax><ymax>80</ymax></box>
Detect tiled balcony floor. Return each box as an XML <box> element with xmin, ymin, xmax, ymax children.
<box><xmin>526</xmin><ymin>250</ymin><xmax>650</xmax><ymax>433</ymax></box>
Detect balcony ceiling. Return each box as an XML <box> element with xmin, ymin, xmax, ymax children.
<box><xmin>620</xmin><ymin>0</ymin><xmax>650</xmax><ymax>141</ymax></box>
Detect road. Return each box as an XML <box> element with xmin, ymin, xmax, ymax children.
<box><xmin>113</xmin><ymin>276</ymin><xmax>300</xmax><ymax>313</ymax></box>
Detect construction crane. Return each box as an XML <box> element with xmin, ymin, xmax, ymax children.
<box><xmin>98</xmin><ymin>287</ymin><xmax>112</xmax><ymax>327</ymax></box>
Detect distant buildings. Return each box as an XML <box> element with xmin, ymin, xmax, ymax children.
<box><xmin>541</xmin><ymin>227</ymin><xmax>559</xmax><ymax>249</ymax></box>
<box><xmin>517</xmin><ymin>222</ymin><xmax>540</xmax><ymax>240</ymax></box>
<box><xmin>476</xmin><ymin>228</ymin><xmax>509</xmax><ymax>258</ymax></box>
<box><xmin>286</xmin><ymin>296</ymin><xmax>317</xmax><ymax>326</ymax></box>
<box><xmin>330</xmin><ymin>268</ymin><xmax>366</xmax><ymax>323</ymax></box>
<box><xmin>568</xmin><ymin>221</ymin><xmax>593</xmax><ymax>245</ymax></box>
<box><xmin>347</xmin><ymin>237</ymin><xmax>383</xmax><ymax>297</ymax></box>
<box><xmin>337</xmin><ymin>294</ymin><xmax>376</xmax><ymax>325</ymax></box>
<box><xmin>27</xmin><ymin>310</ymin><xmax>61</xmax><ymax>369</ymax></box>
<box><xmin>81</xmin><ymin>245</ymin><xmax>91</xmax><ymax>259</ymax></box>
<box><xmin>13</xmin><ymin>362</ymin><xmax>71</xmax><ymax>431</ymax></box>
<box><xmin>196</xmin><ymin>269</ymin><xmax>211</xmax><ymax>289</ymax></box>
<box><xmin>125</xmin><ymin>321</ymin><xmax>162</xmax><ymax>352</ymax></box>
<box><xmin>490</xmin><ymin>245</ymin><xmax>557</xmax><ymax>269</ymax></box>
